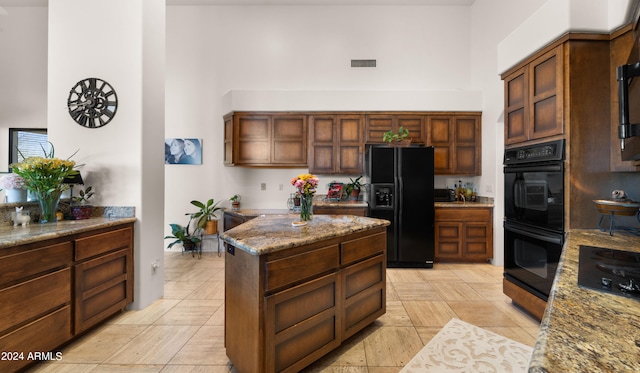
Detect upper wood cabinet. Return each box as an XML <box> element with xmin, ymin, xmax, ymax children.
<box><xmin>309</xmin><ymin>114</ymin><xmax>364</xmax><ymax>174</ymax></box>
<box><xmin>224</xmin><ymin>111</ymin><xmax>481</xmax><ymax>175</ymax></box>
<box><xmin>427</xmin><ymin>113</ymin><xmax>481</xmax><ymax>175</ymax></box>
<box><xmin>365</xmin><ymin>114</ymin><xmax>425</xmax><ymax>144</ymax></box>
<box><xmin>504</xmin><ymin>45</ymin><xmax>564</xmax><ymax>145</ymax></box>
<box><xmin>223</xmin><ymin>112</ymin><xmax>307</xmax><ymax>167</ymax></box>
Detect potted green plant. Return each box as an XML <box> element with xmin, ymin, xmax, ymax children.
<box><xmin>190</xmin><ymin>198</ymin><xmax>222</xmax><ymax>235</ymax></box>
<box><xmin>70</xmin><ymin>186</ymin><xmax>94</xmax><ymax>220</ymax></box>
<box><xmin>344</xmin><ymin>176</ymin><xmax>365</xmax><ymax>201</ymax></box>
<box><xmin>230</xmin><ymin>194</ymin><xmax>241</xmax><ymax>210</ymax></box>
<box><xmin>382</xmin><ymin>126</ymin><xmax>410</xmax><ymax>146</ymax></box>
<box><xmin>164</xmin><ymin>214</ymin><xmax>202</xmax><ymax>252</ymax></box>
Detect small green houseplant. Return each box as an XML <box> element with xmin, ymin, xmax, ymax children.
<box><xmin>190</xmin><ymin>198</ymin><xmax>222</xmax><ymax>235</ymax></box>
<box><xmin>382</xmin><ymin>126</ymin><xmax>410</xmax><ymax>145</ymax></box>
<box><xmin>70</xmin><ymin>186</ymin><xmax>95</xmax><ymax>220</ymax></box>
<box><xmin>230</xmin><ymin>194</ymin><xmax>241</xmax><ymax>210</ymax></box>
<box><xmin>165</xmin><ymin>214</ymin><xmax>202</xmax><ymax>252</ymax></box>
<box><xmin>345</xmin><ymin>176</ymin><xmax>365</xmax><ymax>201</ymax></box>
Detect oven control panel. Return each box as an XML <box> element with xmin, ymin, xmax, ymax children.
<box><xmin>504</xmin><ymin>139</ymin><xmax>565</xmax><ymax>164</ymax></box>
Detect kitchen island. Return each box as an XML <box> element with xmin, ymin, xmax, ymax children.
<box><xmin>221</xmin><ymin>214</ymin><xmax>389</xmax><ymax>373</ymax></box>
<box><xmin>529</xmin><ymin>229</ymin><xmax>640</xmax><ymax>372</ymax></box>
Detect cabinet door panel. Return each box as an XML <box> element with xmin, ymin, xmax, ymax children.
<box><xmin>433</xmin><ymin>146</ymin><xmax>453</xmax><ymax>174</ymax></box>
<box><xmin>273</xmin><ymin>115</ymin><xmax>307</xmax><ymax>164</ymax></box>
<box><xmin>397</xmin><ymin>115</ymin><xmax>424</xmax><ymax>143</ymax></box>
<box><xmin>339</xmin><ymin>146</ymin><xmax>363</xmax><ymax>174</ymax></box>
<box><xmin>504</xmin><ymin>67</ymin><xmax>529</xmax><ymax>145</ymax></box>
<box><xmin>265</xmin><ymin>245</ymin><xmax>339</xmax><ymax>293</ymax></box>
<box><xmin>455</xmin><ymin>146</ymin><xmax>477</xmax><ymax>175</ymax></box>
<box><xmin>528</xmin><ymin>46</ymin><xmax>563</xmax><ymax>140</ymax></box>
<box><xmin>428</xmin><ymin>117</ymin><xmax>452</xmax><ymax>143</ymax></box>
<box><xmin>311</xmin><ymin>146</ymin><xmax>335</xmax><ymax>174</ymax></box>
<box><xmin>265</xmin><ymin>272</ymin><xmax>340</xmax><ymax>373</ymax></box>
<box><xmin>365</xmin><ymin>115</ymin><xmax>393</xmax><ymax>144</ymax></box>
<box><xmin>75</xmin><ymin>248</ymin><xmax>132</xmax><ymax>333</ymax></box>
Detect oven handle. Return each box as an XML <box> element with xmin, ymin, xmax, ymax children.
<box><xmin>504</xmin><ymin>222</ymin><xmax>564</xmax><ymax>245</ymax></box>
<box><xmin>503</xmin><ymin>163</ymin><xmax>563</xmax><ymax>173</ymax></box>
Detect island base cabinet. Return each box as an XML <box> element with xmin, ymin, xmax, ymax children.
<box><xmin>224</xmin><ymin>227</ymin><xmax>386</xmax><ymax>373</ymax></box>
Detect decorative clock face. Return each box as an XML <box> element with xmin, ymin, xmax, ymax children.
<box><xmin>67</xmin><ymin>77</ymin><xmax>118</xmax><ymax>128</ymax></box>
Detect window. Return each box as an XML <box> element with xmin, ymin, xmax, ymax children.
<box><xmin>9</xmin><ymin>128</ymin><xmax>48</xmax><ymax>169</ymax></box>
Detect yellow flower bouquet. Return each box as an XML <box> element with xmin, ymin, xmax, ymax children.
<box><xmin>291</xmin><ymin>173</ymin><xmax>319</xmax><ymax>221</ymax></box>
<box><xmin>11</xmin><ymin>143</ymin><xmax>79</xmax><ymax>223</ymax></box>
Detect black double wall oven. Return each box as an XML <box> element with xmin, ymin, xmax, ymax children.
<box><xmin>503</xmin><ymin>140</ymin><xmax>565</xmax><ymax>301</ymax></box>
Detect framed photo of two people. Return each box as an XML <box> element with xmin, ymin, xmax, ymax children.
<box><xmin>165</xmin><ymin>138</ymin><xmax>202</xmax><ymax>165</ymax></box>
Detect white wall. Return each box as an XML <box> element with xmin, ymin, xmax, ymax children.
<box><xmin>0</xmin><ymin>7</ymin><xmax>47</xmax><ymax>173</ymax></box>
<box><xmin>47</xmin><ymin>0</ymin><xmax>165</xmax><ymax>310</ymax></box>
<box><xmin>165</xmin><ymin>5</ymin><xmax>476</xmax><ymax>226</ymax></box>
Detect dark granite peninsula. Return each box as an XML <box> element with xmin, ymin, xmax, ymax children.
<box><xmin>529</xmin><ymin>229</ymin><xmax>640</xmax><ymax>372</ymax></box>
<box><xmin>221</xmin><ymin>214</ymin><xmax>389</xmax><ymax>373</ymax></box>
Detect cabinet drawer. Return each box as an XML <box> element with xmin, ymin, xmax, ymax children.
<box><xmin>0</xmin><ymin>241</ymin><xmax>72</xmax><ymax>287</ymax></box>
<box><xmin>0</xmin><ymin>305</ymin><xmax>71</xmax><ymax>373</ymax></box>
<box><xmin>0</xmin><ymin>268</ymin><xmax>71</xmax><ymax>334</ymax></box>
<box><xmin>265</xmin><ymin>245</ymin><xmax>339</xmax><ymax>293</ymax></box>
<box><xmin>341</xmin><ymin>232</ymin><xmax>385</xmax><ymax>266</ymax></box>
<box><xmin>435</xmin><ymin>208</ymin><xmax>491</xmax><ymax>222</ymax></box>
<box><xmin>75</xmin><ymin>226</ymin><xmax>133</xmax><ymax>261</ymax></box>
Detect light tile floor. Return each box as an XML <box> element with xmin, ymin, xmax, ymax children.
<box><xmin>31</xmin><ymin>250</ymin><xmax>540</xmax><ymax>372</ymax></box>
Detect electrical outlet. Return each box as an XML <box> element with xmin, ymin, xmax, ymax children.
<box><xmin>279</xmin><ymin>184</ymin><xmax>283</xmax><ymax>191</ymax></box>
<box><xmin>486</xmin><ymin>184</ymin><xmax>493</xmax><ymax>193</ymax></box>
<box><xmin>261</xmin><ymin>183</ymin><xmax>266</xmax><ymax>191</ymax></box>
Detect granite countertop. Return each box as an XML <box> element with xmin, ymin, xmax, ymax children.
<box><xmin>224</xmin><ymin>195</ymin><xmax>368</xmax><ymax>218</ymax></box>
<box><xmin>220</xmin><ymin>214</ymin><xmax>389</xmax><ymax>256</ymax></box>
<box><xmin>435</xmin><ymin>196</ymin><xmax>494</xmax><ymax>208</ymax></box>
<box><xmin>0</xmin><ymin>217</ymin><xmax>136</xmax><ymax>250</ymax></box>
<box><xmin>529</xmin><ymin>229</ymin><xmax>640</xmax><ymax>372</ymax></box>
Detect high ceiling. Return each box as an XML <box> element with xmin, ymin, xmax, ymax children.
<box><xmin>0</xmin><ymin>0</ymin><xmax>475</xmax><ymax>6</ymax></box>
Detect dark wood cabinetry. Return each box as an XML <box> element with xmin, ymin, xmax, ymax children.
<box><xmin>223</xmin><ymin>112</ymin><xmax>307</xmax><ymax>167</ymax></box>
<box><xmin>224</xmin><ymin>111</ymin><xmax>481</xmax><ymax>175</ymax></box>
<box><xmin>309</xmin><ymin>114</ymin><xmax>364</xmax><ymax>174</ymax></box>
<box><xmin>0</xmin><ymin>222</ymin><xmax>134</xmax><ymax>372</ymax></box>
<box><xmin>435</xmin><ymin>207</ymin><xmax>493</xmax><ymax>262</ymax></box>
<box><xmin>504</xmin><ymin>45</ymin><xmax>563</xmax><ymax>145</ymax></box>
<box><xmin>225</xmin><ymin>227</ymin><xmax>386</xmax><ymax>373</ymax></box>
<box><xmin>427</xmin><ymin>114</ymin><xmax>481</xmax><ymax>175</ymax></box>
<box><xmin>365</xmin><ymin>114</ymin><xmax>425</xmax><ymax>144</ymax></box>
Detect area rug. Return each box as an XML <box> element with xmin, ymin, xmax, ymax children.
<box><xmin>400</xmin><ymin>318</ymin><xmax>533</xmax><ymax>373</ymax></box>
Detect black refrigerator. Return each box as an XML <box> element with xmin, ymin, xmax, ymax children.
<box><xmin>366</xmin><ymin>145</ymin><xmax>435</xmax><ymax>268</ymax></box>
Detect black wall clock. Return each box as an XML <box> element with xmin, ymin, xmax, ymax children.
<box><xmin>67</xmin><ymin>77</ymin><xmax>118</xmax><ymax>128</ymax></box>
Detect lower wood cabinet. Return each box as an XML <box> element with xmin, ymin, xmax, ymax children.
<box><xmin>0</xmin><ymin>222</ymin><xmax>134</xmax><ymax>372</ymax></box>
<box><xmin>435</xmin><ymin>207</ymin><xmax>493</xmax><ymax>262</ymax></box>
<box><xmin>225</xmin><ymin>227</ymin><xmax>386</xmax><ymax>373</ymax></box>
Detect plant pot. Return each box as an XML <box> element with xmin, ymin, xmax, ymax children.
<box><xmin>183</xmin><ymin>240</ymin><xmax>197</xmax><ymax>252</ymax></box>
<box><xmin>231</xmin><ymin>201</ymin><xmax>240</xmax><ymax>210</ymax></box>
<box><xmin>349</xmin><ymin>189</ymin><xmax>361</xmax><ymax>201</ymax></box>
<box><xmin>205</xmin><ymin>220</ymin><xmax>218</xmax><ymax>235</ymax></box>
<box><xmin>71</xmin><ymin>205</ymin><xmax>93</xmax><ymax>220</ymax></box>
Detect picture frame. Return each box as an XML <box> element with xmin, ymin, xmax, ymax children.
<box><xmin>165</xmin><ymin>138</ymin><xmax>202</xmax><ymax>165</ymax></box>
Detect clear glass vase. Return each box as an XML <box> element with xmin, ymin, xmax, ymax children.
<box><xmin>36</xmin><ymin>189</ymin><xmax>62</xmax><ymax>223</ymax></box>
<box><xmin>299</xmin><ymin>194</ymin><xmax>313</xmax><ymax>221</ymax></box>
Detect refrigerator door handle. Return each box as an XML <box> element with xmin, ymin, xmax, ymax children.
<box><xmin>397</xmin><ymin>176</ymin><xmax>403</xmax><ymax>228</ymax></box>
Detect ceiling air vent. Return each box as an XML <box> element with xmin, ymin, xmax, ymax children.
<box><xmin>351</xmin><ymin>59</ymin><xmax>377</xmax><ymax>68</ymax></box>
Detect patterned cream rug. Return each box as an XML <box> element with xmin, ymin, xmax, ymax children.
<box><xmin>400</xmin><ymin>318</ymin><xmax>533</xmax><ymax>373</ymax></box>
